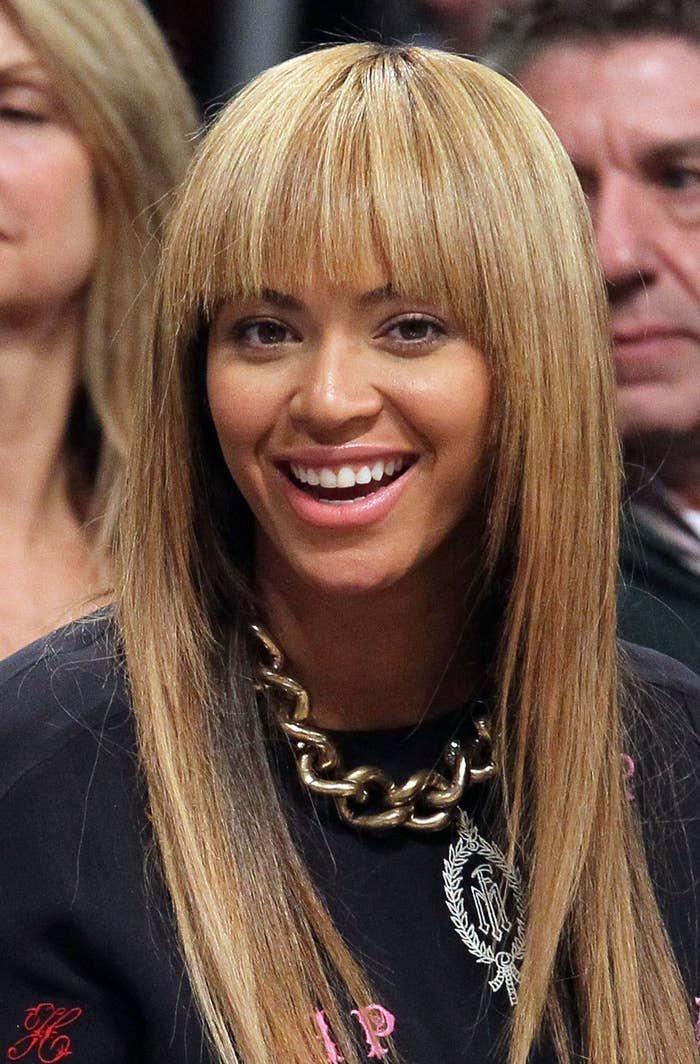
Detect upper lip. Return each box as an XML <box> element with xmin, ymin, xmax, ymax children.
<box><xmin>613</xmin><ymin>324</ymin><xmax>692</xmax><ymax>343</ymax></box>
<box><xmin>272</xmin><ymin>446</ymin><xmax>418</xmax><ymax>467</ymax></box>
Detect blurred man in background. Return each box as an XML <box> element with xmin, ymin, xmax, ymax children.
<box><xmin>488</xmin><ymin>0</ymin><xmax>700</xmax><ymax>671</ymax></box>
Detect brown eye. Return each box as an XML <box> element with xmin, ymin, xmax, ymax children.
<box><xmin>384</xmin><ymin>315</ymin><xmax>445</xmax><ymax>345</ymax></box>
<box><xmin>252</xmin><ymin>322</ymin><xmax>288</xmax><ymax>344</ymax></box>
<box><xmin>234</xmin><ymin>319</ymin><xmax>295</xmax><ymax>346</ymax></box>
<box><xmin>396</xmin><ymin>319</ymin><xmax>432</xmax><ymax>341</ymax></box>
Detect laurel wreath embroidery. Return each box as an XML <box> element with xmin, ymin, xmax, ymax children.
<box><xmin>442</xmin><ymin>809</ymin><xmax>525</xmax><ymax>1006</ymax></box>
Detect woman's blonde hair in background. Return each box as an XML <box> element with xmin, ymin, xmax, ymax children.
<box><xmin>6</xmin><ymin>0</ymin><xmax>198</xmax><ymax>545</ymax></box>
<box><xmin>118</xmin><ymin>43</ymin><xmax>696</xmax><ymax>1064</ymax></box>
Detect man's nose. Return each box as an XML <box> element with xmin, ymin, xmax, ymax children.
<box><xmin>288</xmin><ymin>337</ymin><xmax>382</xmax><ymax>439</ymax></box>
<box><xmin>593</xmin><ymin>176</ymin><xmax>657</xmax><ymax>301</ymax></box>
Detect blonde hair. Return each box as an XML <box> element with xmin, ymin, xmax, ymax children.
<box><xmin>117</xmin><ymin>44</ymin><xmax>696</xmax><ymax>1064</ymax></box>
<box><xmin>7</xmin><ymin>0</ymin><xmax>198</xmax><ymax>543</ymax></box>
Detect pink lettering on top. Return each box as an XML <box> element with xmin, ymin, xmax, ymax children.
<box><xmin>314</xmin><ymin>1003</ymin><xmax>396</xmax><ymax>1062</ymax></box>
<box><xmin>351</xmin><ymin>1005</ymin><xmax>396</xmax><ymax>1059</ymax></box>
<box><xmin>621</xmin><ymin>754</ymin><xmax>636</xmax><ymax>801</ymax></box>
<box><xmin>314</xmin><ymin>1010</ymin><xmax>344</xmax><ymax>1063</ymax></box>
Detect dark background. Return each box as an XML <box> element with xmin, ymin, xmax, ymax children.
<box><xmin>146</xmin><ymin>1</ymin><xmax>515</xmax><ymax>113</ymax></box>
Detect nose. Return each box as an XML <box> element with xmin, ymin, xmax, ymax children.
<box><xmin>288</xmin><ymin>335</ymin><xmax>383</xmax><ymax>440</ymax></box>
<box><xmin>593</xmin><ymin>176</ymin><xmax>656</xmax><ymax>304</ymax></box>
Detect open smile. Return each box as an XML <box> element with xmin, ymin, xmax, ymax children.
<box><xmin>284</xmin><ymin>456</ymin><xmax>415</xmax><ymax>504</ymax></box>
<box><xmin>274</xmin><ymin>454</ymin><xmax>419</xmax><ymax>528</ymax></box>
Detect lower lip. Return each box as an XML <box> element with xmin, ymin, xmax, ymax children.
<box><xmin>614</xmin><ymin>334</ymin><xmax>692</xmax><ymax>382</ymax></box>
<box><xmin>276</xmin><ymin>463</ymin><xmax>418</xmax><ymax>529</ymax></box>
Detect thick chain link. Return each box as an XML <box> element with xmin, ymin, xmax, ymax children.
<box><xmin>251</xmin><ymin>622</ymin><xmax>497</xmax><ymax>832</ymax></box>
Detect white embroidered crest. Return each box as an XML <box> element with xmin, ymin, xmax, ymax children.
<box><xmin>442</xmin><ymin>809</ymin><xmax>525</xmax><ymax>1005</ymax></box>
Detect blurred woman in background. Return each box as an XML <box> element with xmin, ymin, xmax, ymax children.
<box><xmin>0</xmin><ymin>0</ymin><xmax>197</xmax><ymax>657</ymax></box>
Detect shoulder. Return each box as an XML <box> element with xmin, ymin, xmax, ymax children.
<box><xmin>618</xmin><ymin>644</ymin><xmax>700</xmax><ymax>995</ymax></box>
<box><xmin>0</xmin><ymin>610</ymin><xmax>132</xmax><ymax>802</ymax></box>
<box><xmin>0</xmin><ymin>616</ymin><xmax>207</xmax><ymax>1063</ymax></box>
<box><xmin>618</xmin><ymin>642</ymin><xmax>700</xmax><ymax>855</ymax></box>
<box><xmin>619</xmin><ymin>640</ymin><xmax>700</xmax><ymax>738</ymax></box>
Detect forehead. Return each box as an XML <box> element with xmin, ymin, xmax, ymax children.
<box><xmin>520</xmin><ymin>35</ymin><xmax>700</xmax><ymax>167</ymax></box>
<box><xmin>0</xmin><ymin>9</ymin><xmax>38</xmax><ymax>69</ymax></box>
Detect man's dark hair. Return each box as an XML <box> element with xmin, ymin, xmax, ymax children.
<box><xmin>486</xmin><ymin>1</ymin><xmax>700</xmax><ymax>76</ymax></box>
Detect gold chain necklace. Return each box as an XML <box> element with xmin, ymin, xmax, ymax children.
<box><xmin>251</xmin><ymin>622</ymin><xmax>497</xmax><ymax>832</ymax></box>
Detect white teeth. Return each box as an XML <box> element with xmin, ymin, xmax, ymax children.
<box><xmin>289</xmin><ymin>457</ymin><xmax>411</xmax><ymax>492</ymax></box>
<box><xmin>336</xmin><ymin>466</ymin><xmax>356</xmax><ymax>488</ymax></box>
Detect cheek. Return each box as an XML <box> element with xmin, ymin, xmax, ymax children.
<box><xmin>391</xmin><ymin>359</ymin><xmax>492</xmax><ymax>536</ymax></box>
<box><xmin>403</xmin><ymin>361</ymin><xmax>492</xmax><ymax>460</ymax></box>
<box><xmin>667</xmin><ymin>235</ymin><xmax>700</xmax><ymax>304</ymax></box>
<box><xmin>40</xmin><ymin>142</ymin><xmax>98</xmax><ymax>258</ymax></box>
<box><xmin>3</xmin><ymin>133</ymin><xmax>101</xmax><ymax>287</ymax></box>
<box><xmin>206</xmin><ymin>366</ymin><xmax>275</xmax><ymax>478</ymax></box>
<box><xmin>440</xmin><ymin>396</ymin><xmax>492</xmax><ymax>515</ymax></box>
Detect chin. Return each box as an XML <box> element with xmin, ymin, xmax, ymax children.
<box><xmin>618</xmin><ymin>385</ymin><xmax>700</xmax><ymax>443</ymax></box>
<box><xmin>296</xmin><ymin>559</ymin><xmax>410</xmax><ymax>599</ymax></box>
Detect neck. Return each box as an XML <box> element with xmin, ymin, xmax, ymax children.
<box><xmin>660</xmin><ymin>464</ymin><xmax>700</xmax><ymax>510</ymax></box>
<box><xmin>626</xmin><ymin>442</ymin><xmax>700</xmax><ymax>511</ymax></box>
<box><xmin>0</xmin><ymin>305</ymin><xmax>110</xmax><ymax>659</ymax></box>
<box><xmin>258</xmin><ymin>550</ymin><xmax>482</xmax><ymax>731</ymax></box>
<box><xmin>0</xmin><ymin>307</ymin><xmax>82</xmax><ymax>535</ymax></box>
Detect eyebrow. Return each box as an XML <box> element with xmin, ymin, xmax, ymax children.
<box><xmin>647</xmin><ymin>138</ymin><xmax>700</xmax><ymax>163</ymax></box>
<box><xmin>572</xmin><ymin>137</ymin><xmax>700</xmax><ymax>191</ymax></box>
<box><xmin>260</xmin><ymin>284</ymin><xmax>399</xmax><ymax>310</ymax></box>
<box><xmin>358</xmin><ymin>284</ymin><xmax>397</xmax><ymax>306</ymax></box>
<box><xmin>260</xmin><ymin>288</ymin><xmax>304</xmax><ymax>311</ymax></box>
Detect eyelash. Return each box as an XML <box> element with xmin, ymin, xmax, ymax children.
<box><xmin>230</xmin><ymin>314</ymin><xmax>446</xmax><ymax>351</ymax></box>
<box><xmin>659</xmin><ymin>165</ymin><xmax>700</xmax><ymax>192</ymax></box>
<box><xmin>0</xmin><ymin>106</ymin><xmax>45</xmax><ymax>125</ymax></box>
<box><xmin>381</xmin><ymin>314</ymin><xmax>446</xmax><ymax>345</ymax></box>
<box><xmin>231</xmin><ymin>319</ymin><xmax>297</xmax><ymax>347</ymax></box>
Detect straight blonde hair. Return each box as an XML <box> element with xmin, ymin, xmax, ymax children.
<box><xmin>7</xmin><ymin>0</ymin><xmax>198</xmax><ymax>544</ymax></box>
<box><xmin>117</xmin><ymin>44</ymin><xmax>697</xmax><ymax>1064</ymax></box>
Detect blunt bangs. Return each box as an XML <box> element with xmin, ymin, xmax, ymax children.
<box><xmin>163</xmin><ymin>44</ymin><xmax>586</xmax><ymax>355</ymax></box>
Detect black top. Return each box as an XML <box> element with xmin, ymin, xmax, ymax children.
<box><xmin>0</xmin><ymin>616</ymin><xmax>698</xmax><ymax>1063</ymax></box>
<box><xmin>619</xmin><ymin>510</ymin><xmax>700</xmax><ymax>674</ymax></box>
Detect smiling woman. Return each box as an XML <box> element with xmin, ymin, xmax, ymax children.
<box><xmin>206</xmin><ymin>278</ymin><xmax>490</xmax><ymax>615</ymax></box>
<box><xmin>0</xmin><ymin>41</ymin><xmax>698</xmax><ymax>1064</ymax></box>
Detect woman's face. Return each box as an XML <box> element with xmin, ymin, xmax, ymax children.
<box><xmin>207</xmin><ymin>269</ymin><xmax>491</xmax><ymax>597</ymax></box>
<box><xmin>0</xmin><ymin>11</ymin><xmax>99</xmax><ymax>322</ymax></box>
